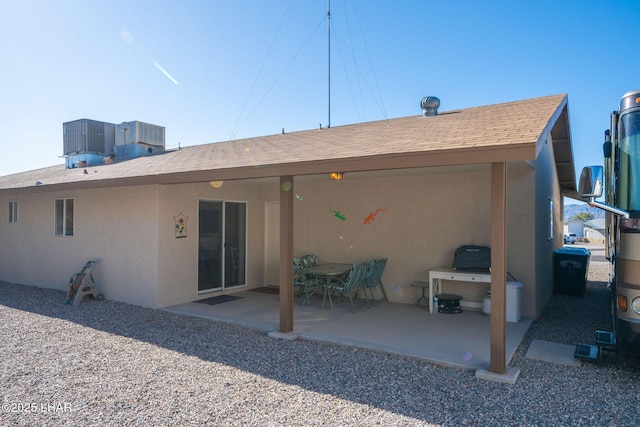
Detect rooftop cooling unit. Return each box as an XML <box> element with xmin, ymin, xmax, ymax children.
<box><xmin>63</xmin><ymin>119</ymin><xmax>116</xmax><ymax>155</ymax></box>
<box><xmin>114</xmin><ymin>121</ymin><xmax>166</xmax><ymax>161</ymax></box>
<box><xmin>115</xmin><ymin>121</ymin><xmax>166</xmax><ymax>148</ymax></box>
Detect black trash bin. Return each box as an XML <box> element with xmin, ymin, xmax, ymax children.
<box><xmin>553</xmin><ymin>247</ymin><xmax>590</xmax><ymax>297</ymax></box>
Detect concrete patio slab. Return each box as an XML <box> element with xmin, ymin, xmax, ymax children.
<box><xmin>165</xmin><ymin>291</ymin><xmax>533</xmax><ymax>370</ymax></box>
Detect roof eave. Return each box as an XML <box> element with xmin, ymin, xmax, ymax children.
<box><xmin>0</xmin><ymin>143</ymin><xmax>538</xmax><ymax>194</ymax></box>
<box><xmin>534</xmin><ymin>94</ymin><xmax>577</xmax><ymax>192</ymax></box>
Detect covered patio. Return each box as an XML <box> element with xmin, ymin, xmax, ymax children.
<box><xmin>165</xmin><ymin>291</ymin><xmax>532</xmax><ymax>371</ymax></box>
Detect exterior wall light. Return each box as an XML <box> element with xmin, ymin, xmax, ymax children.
<box><xmin>329</xmin><ymin>172</ymin><xmax>344</xmax><ymax>181</ymax></box>
<box><xmin>210</xmin><ymin>181</ymin><xmax>224</xmax><ymax>189</ymax></box>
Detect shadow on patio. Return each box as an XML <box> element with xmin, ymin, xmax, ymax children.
<box><xmin>165</xmin><ymin>290</ymin><xmax>533</xmax><ymax>371</ymax></box>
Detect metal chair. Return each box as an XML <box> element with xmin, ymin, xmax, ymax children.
<box><xmin>293</xmin><ymin>257</ymin><xmax>317</xmax><ymax>305</ymax></box>
<box><xmin>301</xmin><ymin>254</ymin><xmax>319</xmax><ymax>269</ymax></box>
<box><xmin>323</xmin><ymin>262</ymin><xmax>368</xmax><ymax>312</ymax></box>
<box><xmin>361</xmin><ymin>258</ymin><xmax>389</xmax><ymax>305</ymax></box>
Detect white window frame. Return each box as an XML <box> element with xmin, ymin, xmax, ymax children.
<box><xmin>9</xmin><ymin>200</ymin><xmax>18</xmax><ymax>223</ymax></box>
<box><xmin>55</xmin><ymin>198</ymin><xmax>74</xmax><ymax>237</ymax></box>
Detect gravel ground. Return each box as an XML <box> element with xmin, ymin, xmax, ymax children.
<box><xmin>1</xmin><ymin>262</ymin><xmax>639</xmax><ymax>426</ymax></box>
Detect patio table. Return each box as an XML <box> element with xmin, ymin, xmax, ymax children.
<box><xmin>303</xmin><ymin>263</ymin><xmax>353</xmax><ymax>306</ymax></box>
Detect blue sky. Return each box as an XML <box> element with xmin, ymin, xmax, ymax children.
<box><xmin>1</xmin><ymin>0</ymin><xmax>639</xmax><ymax>188</ymax></box>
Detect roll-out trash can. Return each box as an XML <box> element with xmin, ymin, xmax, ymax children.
<box><xmin>553</xmin><ymin>247</ymin><xmax>590</xmax><ymax>297</ymax></box>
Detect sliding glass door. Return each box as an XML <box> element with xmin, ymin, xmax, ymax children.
<box><xmin>223</xmin><ymin>201</ymin><xmax>246</xmax><ymax>288</ymax></box>
<box><xmin>198</xmin><ymin>200</ymin><xmax>246</xmax><ymax>292</ymax></box>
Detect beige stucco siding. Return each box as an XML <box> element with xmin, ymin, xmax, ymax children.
<box><xmin>533</xmin><ymin>135</ymin><xmax>565</xmax><ymax>317</ymax></box>
<box><xmin>254</xmin><ymin>166</ymin><xmax>537</xmax><ymax>316</ymax></box>
<box><xmin>0</xmin><ymin>186</ymin><xmax>159</xmax><ymax>307</ymax></box>
<box><xmin>0</xmin><ymin>164</ymin><xmax>543</xmax><ymax>316</ymax></box>
<box><xmin>506</xmin><ymin>166</ymin><xmax>536</xmax><ymax>317</ymax></box>
<box><xmin>293</xmin><ymin>171</ymin><xmax>491</xmax><ymax>306</ymax></box>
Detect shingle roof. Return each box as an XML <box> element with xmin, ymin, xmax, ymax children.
<box><xmin>0</xmin><ymin>94</ymin><xmax>572</xmax><ymax>192</ymax></box>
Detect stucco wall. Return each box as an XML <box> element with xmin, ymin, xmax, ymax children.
<box><xmin>505</xmin><ymin>167</ymin><xmax>537</xmax><ymax>317</ymax></box>
<box><xmin>0</xmin><ymin>164</ymin><xmax>543</xmax><ymax>315</ymax></box>
<box><xmin>534</xmin><ymin>135</ymin><xmax>565</xmax><ymax>317</ymax></box>
<box><xmin>292</xmin><ymin>171</ymin><xmax>492</xmax><ymax>300</ymax></box>
<box><xmin>0</xmin><ymin>186</ymin><xmax>159</xmax><ymax>307</ymax></box>
<box><xmin>261</xmin><ymin>166</ymin><xmax>537</xmax><ymax>316</ymax></box>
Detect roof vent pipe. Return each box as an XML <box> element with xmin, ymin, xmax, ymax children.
<box><xmin>421</xmin><ymin>96</ymin><xmax>440</xmax><ymax>116</ymax></box>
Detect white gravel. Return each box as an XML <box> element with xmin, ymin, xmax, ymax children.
<box><xmin>1</xmin><ymin>261</ymin><xmax>639</xmax><ymax>426</ymax></box>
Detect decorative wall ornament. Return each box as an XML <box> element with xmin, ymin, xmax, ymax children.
<box><xmin>363</xmin><ymin>208</ymin><xmax>386</xmax><ymax>224</ymax></box>
<box><xmin>174</xmin><ymin>213</ymin><xmax>188</xmax><ymax>238</ymax></box>
<box><xmin>329</xmin><ymin>205</ymin><xmax>346</xmax><ymax>221</ymax></box>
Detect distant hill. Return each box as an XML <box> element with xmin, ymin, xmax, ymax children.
<box><xmin>564</xmin><ymin>203</ymin><xmax>604</xmax><ymax>220</ymax></box>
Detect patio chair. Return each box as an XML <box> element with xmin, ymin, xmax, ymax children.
<box><xmin>361</xmin><ymin>258</ymin><xmax>389</xmax><ymax>305</ymax></box>
<box><xmin>301</xmin><ymin>254</ymin><xmax>319</xmax><ymax>269</ymax></box>
<box><xmin>322</xmin><ymin>262</ymin><xmax>368</xmax><ymax>312</ymax></box>
<box><xmin>293</xmin><ymin>257</ymin><xmax>317</xmax><ymax>305</ymax></box>
<box><xmin>64</xmin><ymin>260</ymin><xmax>104</xmax><ymax>305</ymax></box>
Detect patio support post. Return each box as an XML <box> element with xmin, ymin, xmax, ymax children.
<box><xmin>279</xmin><ymin>176</ymin><xmax>294</xmax><ymax>333</ymax></box>
<box><xmin>490</xmin><ymin>162</ymin><xmax>507</xmax><ymax>374</ymax></box>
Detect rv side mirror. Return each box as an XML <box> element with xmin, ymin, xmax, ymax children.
<box><xmin>578</xmin><ymin>166</ymin><xmax>603</xmax><ymax>198</ymax></box>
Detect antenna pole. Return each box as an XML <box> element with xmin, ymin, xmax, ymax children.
<box><xmin>328</xmin><ymin>0</ymin><xmax>331</xmax><ymax>128</ymax></box>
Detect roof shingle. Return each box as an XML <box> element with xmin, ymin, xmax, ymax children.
<box><xmin>0</xmin><ymin>94</ymin><xmax>570</xmax><ymax>192</ymax></box>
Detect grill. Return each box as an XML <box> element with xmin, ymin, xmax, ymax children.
<box><xmin>452</xmin><ymin>245</ymin><xmax>491</xmax><ymax>271</ymax></box>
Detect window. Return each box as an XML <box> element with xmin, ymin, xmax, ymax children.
<box><xmin>618</xmin><ymin>111</ymin><xmax>640</xmax><ymax>211</ymax></box>
<box><xmin>9</xmin><ymin>201</ymin><xmax>18</xmax><ymax>223</ymax></box>
<box><xmin>55</xmin><ymin>198</ymin><xmax>74</xmax><ymax>236</ymax></box>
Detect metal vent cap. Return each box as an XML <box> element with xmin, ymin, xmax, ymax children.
<box><xmin>421</xmin><ymin>96</ymin><xmax>440</xmax><ymax>116</ymax></box>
